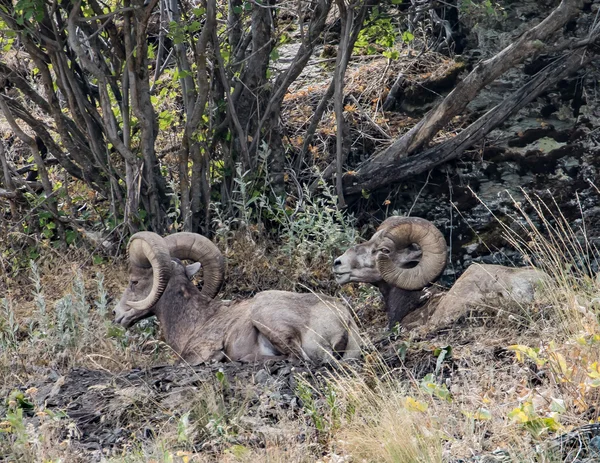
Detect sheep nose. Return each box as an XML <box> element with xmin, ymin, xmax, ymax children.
<box><xmin>333</xmin><ymin>258</ymin><xmax>341</xmax><ymax>267</ymax></box>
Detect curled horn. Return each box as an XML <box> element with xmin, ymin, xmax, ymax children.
<box><xmin>376</xmin><ymin>217</ymin><xmax>447</xmax><ymax>290</ymax></box>
<box><xmin>127</xmin><ymin>232</ymin><xmax>172</xmax><ymax>310</ymax></box>
<box><xmin>163</xmin><ymin>232</ymin><xmax>225</xmax><ymax>299</ymax></box>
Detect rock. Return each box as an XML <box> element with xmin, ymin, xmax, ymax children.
<box><xmin>429</xmin><ymin>264</ymin><xmax>546</xmax><ymax>330</ymax></box>
<box><xmin>590</xmin><ymin>435</ymin><xmax>600</xmax><ymax>453</ymax></box>
<box><xmin>254</xmin><ymin>369</ymin><xmax>271</xmax><ymax>385</ymax></box>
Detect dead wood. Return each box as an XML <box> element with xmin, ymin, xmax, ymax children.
<box><xmin>344</xmin><ymin>47</ymin><xmax>596</xmax><ymax>194</ymax></box>
<box><xmin>0</xmin><ymin>188</ymin><xmax>17</xmax><ymax>199</ymax></box>
<box><xmin>352</xmin><ymin>0</ymin><xmax>584</xmax><ymax>187</ymax></box>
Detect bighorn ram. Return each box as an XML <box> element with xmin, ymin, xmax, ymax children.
<box><xmin>333</xmin><ymin>217</ymin><xmax>447</xmax><ymax>328</ymax></box>
<box><xmin>114</xmin><ymin>232</ymin><xmax>360</xmax><ymax>364</ymax></box>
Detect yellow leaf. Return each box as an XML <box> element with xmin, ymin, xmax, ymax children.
<box><xmin>588</xmin><ymin>362</ymin><xmax>600</xmax><ymax>379</ymax></box>
<box><xmin>550</xmin><ymin>352</ymin><xmax>571</xmax><ymax>381</ymax></box>
<box><xmin>405</xmin><ymin>396</ymin><xmax>428</xmax><ymax>412</ymax></box>
<box><xmin>508</xmin><ymin>408</ymin><xmax>528</xmax><ymax>423</ymax></box>
<box><xmin>176</xmin><ymin>451</ymin><xmax>192</xmax><ymax>463</ymax></box>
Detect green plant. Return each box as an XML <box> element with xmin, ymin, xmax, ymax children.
<box><xmin>507</xmin><ymin>400</ymin><xmax>563</xmax><ymax>438</ymax></box>
<box><xmin>0</xmin><ymin>389</ymin><xmax>72</xmax><ymax>462</ymax></box>
<box><xmin>30</xmin><ymin>260</ymin><xmax>48</xmax><ymax>333</ymax></box>
<box><xmin>355</xmin><ymin>10</ymin><xmax>398</xmax><ymax>58</ymax></box>
<box><xmin>260</xmin><ymin>175</ymin><xmax>357</xmax><ymax>264</ymax></box>
<box><xmin>459</xmin><ymin>0</ymin><xmax>506</xmax><ymax>26</ymax></box>
<box><xmin>212</xmin><ymin>144</ymin><xmax>357</xmax><ymax>278</ymax></box>
<box><xmin>295</xmin><ymin>378</ymin><xmax>331</xmax><ymax>438</ymax></box>
<box><xmin>420</xmin><ymin>373</ymin><xmax>452</xmax><ymax>402</ymax></box>
<box><xmin>0</xmin><ymin>298</ymin><xmax>18</xmax><ymax>350</ymax></box>
<box><xmin>95</xmin><ymin>272</ymin><xmax>110</xmax><ymax>319</ymax></box>
<box><xmin>51</xmin><ymin>272</ymin><xmax>91</xmax><ymax>350</ymax></box>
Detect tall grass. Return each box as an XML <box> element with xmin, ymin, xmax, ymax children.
<box><xmin>470</xmin><ymin>187</ymin><xmax>600</xmax><ymax>336</ymax></box>
<box><xmin>0</xmin><ymin>262</ymin><xmax>171</xmax><ymax>383</ymax></box>
<box><xmin>326</xmin><ymin>371</ymin><xmax>444</xmax><ymax>463</ymax></box>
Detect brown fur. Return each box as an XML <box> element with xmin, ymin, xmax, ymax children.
<box><xmin>333</xmin><ymin>216</ymin><xmax>447</xmax><ymax>329</ymax></box>
<box><xmin>115</xmin><ymin>260</ymin><xmax>361</xmax><ymax>364</ymax></box>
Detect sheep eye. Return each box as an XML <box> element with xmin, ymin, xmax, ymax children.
<box><xmin>130</xmin><ymin>280</ymin><xmax>138</xmax><ymax>287</ymax></box>
<box><xmin>378</xmin><ymin>248</ymin><xmax>391</xmax><ymax>255</ymax></box>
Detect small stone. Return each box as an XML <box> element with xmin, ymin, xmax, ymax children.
<box><xmin>464</xmin><ymin>243</ymin><xmax>479</xmax><ymax>254</ymax></box>
<box><xmin>589</xmin><ymin>435</ymin><xmax>600</xmax><ymax>453</ymax></box>
<box><xmin>254</xmin><ymin>369</ymin><xmax>270</xmax><ymax>385</ymax></box>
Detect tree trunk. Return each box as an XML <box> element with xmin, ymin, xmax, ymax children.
<box><xmin>354</xmin><ymin>0</ymin><xmax>583</xmax><ymax>184</ymax></box>
<box><xmin>344</xmin><ymin>46</ymin><xmax>596</xmax><ymax>194</ymax></box>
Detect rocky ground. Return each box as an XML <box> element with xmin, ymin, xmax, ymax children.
<box><xmin>3</xmin><ymin>1</ymin><xmax>600</xmax><ymax>462</ymax></box>
<box><xmin>3</xmin><ymin>305</ymin><xmax>600</xmax><ymax>462</ymax></box>
<box><xmin>278</xmin><ymin>0</ymin><xmax>600</xmax><ymax>285</ymax></box>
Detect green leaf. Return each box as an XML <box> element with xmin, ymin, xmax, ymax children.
<box><xmin>188</xmin><ymin>20</ymin><xmax>201</xmax><ymax>33</ymax></box>
<box><xmin>434</xmin><ymin>345</ymin><xmax>451</xmax><ymax>376</ymax></box>
<box><xmin>216</xmin><ymin>370</ymin><xmax>228</xmax><ymax>388</ymax></box>
<box><xmin>550</xmin><ymin>398</ymin><xmax>566</xmax><ymax>414</ymax></box>
<box><xmin>65</xmin><ymin>230</ymin><xmax>77</xmax><ymax>245</ymax></box>
<box><xmin>383</xmin><ymin>50</ymin><xmax>399</xmax><ymax>60</ymax></box>
<box><xmin>106</xmin><ymin>324</ymin><xmax>126</xmax><ymax>339</ymax></box>
<box><xmin>396</xmin><ymin>341</ymin><xmax>409</xmax><ymax>361</ymax></box>
<box><xmin>420</xmin><ymin>373</ymin><xmax>452</xmax><ymax>402</ymax></box>
<box><xmin>402</xmin><ymin>31</ymin><xmax>415</xmax><ymax>43</ymax></box>
<box><xmin>174</xmin><ymin>69</ymin><xmax>192</xmax><ymax>79</ymax></box>
<box><xmin>473</xmin><ymin>408</ymin><xmax>491</xmax><ymax>421</ymax></box>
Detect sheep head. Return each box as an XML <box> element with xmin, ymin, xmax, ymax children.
<box><xmin>114</xmin><ymin>231</ymin><xmax>225</xmax><ymax>328</ymax></box>
<box><xmin>333</xmin><ymin>217</ymin><xmax>447</xmax><ymax>290</ymax></box>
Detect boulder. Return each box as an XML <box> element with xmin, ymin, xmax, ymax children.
<box><xmin>404</xmin><ymin>264</ymin><xmax>547</xmax><ymax>331</ymax></box>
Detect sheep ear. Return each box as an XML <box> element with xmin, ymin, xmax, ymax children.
<box><xmin>185</xmin><ymin>262</ymin><xmax>202</xmax><ymax>279</ymax></box>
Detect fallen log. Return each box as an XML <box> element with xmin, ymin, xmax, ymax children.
<box><xmin>352</xmin><ymin>0</ymin><xmax>583</xmax><ymax>184</ymax></box>
<box><xmin>344</xmin><ymin>46</ymin><xmax>595</xmax><ymax>195</ymax></box>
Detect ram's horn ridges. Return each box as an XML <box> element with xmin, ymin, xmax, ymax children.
<box><xmin>127</xmin><ymin>232</ymin><xmax>172</xmax><ymax>310</ymax></box>
<box><xmin>164</xmin><ymin>232</ymin><xmax>225</xmax><ymax>299</ymax></box>
<box><xmin>376</xmin><ymin>217</ymin><xmax>447</xmax><ymax>290</ymax></box>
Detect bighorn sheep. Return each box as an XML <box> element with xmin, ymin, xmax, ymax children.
<box><xmin>333</xmin><ymin>217</ymin><xmax>447</xmax><ymax>328</ymax></box>
<box><xmin>114</xmin><ymin>232</ymin><xmax>360</xmax><ymax>364</ymax></box>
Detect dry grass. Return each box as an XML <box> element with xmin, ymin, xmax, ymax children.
<box><xmin>2</xmin><ymin>190</ymin><xmax>600</xmax><ymax>462</ymax></box>
<box><xmin>330</xmin><ymin>372</ymin><xmax>444</xmax><ymax>463</ymax></box>
<box><xmin>281</xmin><ymin>51</ymin><xmax>466</xmax><ymax>171</ymax></box>
<box><xmin>0</xmin><ymin>255</ymin><xmax>176</xmax><ymax>396</ymax></box>
<box><xmin>470</xmin><ymin>187</ymin><xmax>600</xmax><ymax>337</ymax></box>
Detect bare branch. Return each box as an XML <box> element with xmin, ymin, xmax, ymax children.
<box><xmin>356</xmin><ymin>0</ymin><xmax>584</xmax><ymax>182</ymax></box>
<box><xmin>344</xmin><ymin>47</ymin><xmax>595</xmax><ymax>194</ymax></box>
